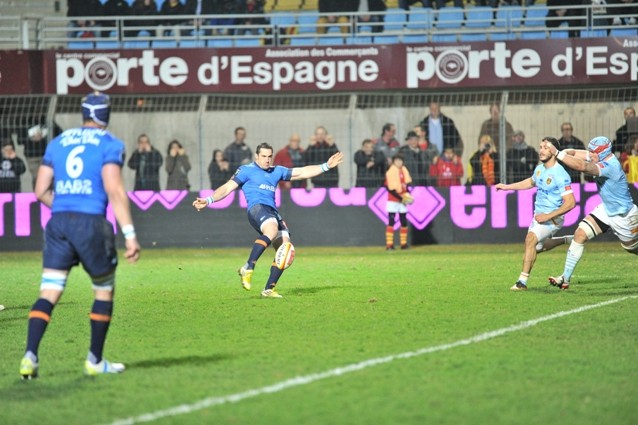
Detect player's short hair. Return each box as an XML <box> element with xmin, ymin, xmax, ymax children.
<box><xmin>81</xmin><ymin>91</ymin><xmax>111</xmax><ymax>126</ymax></box>
<box><xmin>255</xmin><ymin>142</ymin><xmax>273</xmax><ymax>155</ymax></box>
<box><xmin>543</xmin><ymin>136</ymin><xmax>560</xmax><ymax>151</ymax></box>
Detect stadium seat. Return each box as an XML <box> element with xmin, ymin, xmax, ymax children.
<box><xmin>490</xmin><ymin>32</ymin><xmax>515</xmax><ymax>41</ymax></box>
<box><xmin>179</xmin><ymin>40</ymin><xmax>206</xmax><ymax>48</ymax></box>
<box><xmin>274</xmin><ymin>0</ymin><xmax>301</xmax><ymax>11</ymax></box>
<box><xmin>581</xmin><ymin>28</ymin><xmax>608</xmax><ymax>38</ymax></box>
<box><xmin>270</xmin><ymin>12</ymin><xmax>296</xmax><ymax>28</ymax></box>
<box><xmin>384</xmin><ymin>9</ymin><xmax>407</xmax><ymax>32</ymax></box>
<box><xmin>523</xmin><ymin>5</ymin><xmax>548</xmax><ymax>28</ymax></box>
<box><xmin>152</xmin><ymin>39</ymin><xmax>178</xmax><ymax>48</ymax></box>
<box><xmin>234</xmin><ymin>37</ymin><xmax>262</xmax><ymax>47</ymax></box>
<box><xmin>402</xmin><ymin>34</ymin><xmax>427</xmax><ymax>43</ymax></box>
<box><xmin>493</xmin><ymin>5</ymin><xmax>524</xmax><ymax>40</ymax></box>
<box><xmin>460</xmin><ymin>33</ymin><xmax>488</xmax><ymax>42</ymax></box>
<box><xmin>289</xmin><ymin>37</ymin><xmax>316</xmax><ymax>46</ymax></box>
<box><xmin>406</xmin><ymin>8</ymin><xmax>432</xmax><ymax>31</ymax></box>
<box><xmin>318</xmin><ymin>36</ymin><xmax>345</xmax><ymax>45</ymax></box>
<box><xmin>67</xmin><ymin>41</ymin><xmax>94</xmax><ymax>49</ymax></box>
<box><xmin>297</xmin><ymin>12</ymin><xmax>317</xmax><ymax>34</ymax></box>
<box><xmin>95</xmin><ymin>41</ymin><xmax>120</xmax><ymax>49</ymax></box>
<box><xmin>520</xmin><ymin>30</ymin><xmax>547</xmax><ymax>40</ymax></box>
<box><xmin>431</xmin><ymin>34</ymin><xmax>457</xmax><ymax>43</ymax></box>
<box><xmin>609</xmin><ymin>27</ymin><xmax>638</xmax><ymax>37</ymax></box>
<box><xmin>123</xmin><ymin>40</ymin><xmax>150</xmax><ymax>48</ymax></box>
<box><xmin>208</xmin><ymin>38</ymin><xmax>233</xmax><ymax>47</ymax></box>
<box><xmin>374</xmin><ymin>35</ymin><xmax>400</xmax><ymax>44</ymax></box>
<box><xmin>436</xmin><ymin>7</ymin><xmax>464</xmax><ymax>30</ymax></box>
<box><xmin>348</xmin><ymin>35</ymin><xmax>373</xmax><ymax>45</ymax></box>
<box><xmin>549</xmin><ymin>30</ymin><xmax>569</xmax><ymax>39</ymax></box>
<box><xmin>465</xmin><ymin>6</ymin><xmax>492</xmax><ymax>29</ymax></box>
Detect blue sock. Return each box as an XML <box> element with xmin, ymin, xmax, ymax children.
<box><xmin>89</xmin><ymin>300</ymin><xmax>113</xmax><ymax>364</ymax></box>
<box><xmin>25</xmin><ymin>298</ymin><xmax>55</xmax><ymax>358</ymax></box>
<box><xmin>265</xmin><ymin>265</ymin><xmax>285</xmax><ymax>290</ymax></box>
<box><xmin>246</xmin><ymin>235</ymin><xmax>271</xmax><ymax>270</ymax></box>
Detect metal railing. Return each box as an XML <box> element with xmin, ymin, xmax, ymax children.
<box><xmin>0</xmin><ymin>4</ymin><xmax>636</xmax><ymax>50</ymax></box>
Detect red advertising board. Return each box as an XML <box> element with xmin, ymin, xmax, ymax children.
<box><xmin>3</xmin><ymin>37</ymin><xmax>637</xmax><ymax>95</ymax></box>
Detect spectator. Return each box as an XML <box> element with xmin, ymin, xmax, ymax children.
<box><xmin>546</xmin><ymin>0</ymin><xmax>585</xmax><ymax>38</ymax></box>
<box><xmin>184</xmin><ymin>0</ymin><xmax>219</xmax><ymax>35</ymax></box>
<box><xmin>67</xmin><ymin>0</ymin><xmax>103</xmax><ymax>38</ymax></box>
<box><xmin>505</xmin><ymin>130</ymin><xmax>539</xmax><ymax>183</ymax></box>
<box><xmin>613</xmin><ymin>106</ymin><xmax>637</xmax><ymax>155</ymax></box>
<box><xmin>223</xmin><ymin>126</ymin><xmax>252</xmax><ymax>174</ymax></box>
<box><xmin>274</xmin><ymin>133</ymin><xmax>306</xmax><ymax>189</ymax></box>
<box><xmin>468</xmin><ymin>134</ymin><xmax>499</xmax><ymax>186</ymax></box>
<box><xmin>304</xmin><ymin>126</ymin><xmax>340</xmax><ymax>188</ymax></box>
<box><xmin>317</xmin><ymin>0</ymin><xmax>356</xmax><ymax>35</ymax></box>
<box><xmin>429</xmin><ymin>147</ymin><xmax>464</xmax><ymax>187</ymax></box>
<box><xmin>127</xmin><ymin>134</ymin><xmax>163</xmax><ymax>191</ymax></box>
<box><xmin>374</xmin><ymin>123</ymin><xmax>401</xmax><ymax>166</ymax></box>
<box><xmin>620</xmin><ymin>135</ymin><xmax>638</xmax><ymax>183</ymax></box>
<box><xmin>130</xmin><ymin>0</ymin><xmax>158</xmax><ymax>35</ymax></box>
<box><xmin>18</xmin><ymin>122</ymin><xmax>63</xmax><ymax>190</ymax></box>
<box><xmin>399</xmin><ymin>131</ymin><xmax>429</xmax><ymax>186</ymax></box>
<box><xmin>356</xmin><ymin>0</ymin><xmax>386</xmax><ymax>34</ymax></box>
<box><xmin>419</xmin><ymin>100</ymin><xmax>464</xmax><ymax>157</ymax></box>
<box><xmin>478</xmin><ymin>102</ymin><xmax>515</xmax><ymax>151</ymax></box>
<box><xmin>158</xmin><ymin>0</ymin><xmax>187</xmax><ymax>35</ymax></box>
<box><xmin>399</xmin><ymin>0</ymin><xmax>464</xmax><ymax>9</ymax></box>
<box><xmin>101</xmin><ymin>0</ymin><xmax>130</xmax><ymax>37</ymax></box>
<box><xmin>165</xmin><ymin>140</ymin><xmax>191</xmax><ymax>190</ymax></box>
<box><xmin>557</xmin><ymin>122</ymin><xmax>587</xmax><ymax>183</ymax></box>
<box><xmin>608</xmin><ymin>0</ymin><xmax>638</xmax><ymax>26</ymax></box>
<box><xmin>208</xmin><ymin>149</ymin><xmax>231</xmax><ymax>189</ymax></box>
<box><xmin>354</xmin><ymin>138</ymin><xmax>386</xmax><ymax>188</ymax></box>
<box><xmin>236</xmin><ymin>0</ymin><xmax>269</xmax><ymax>36</ymax></box>
<box><xmin>0</xmin><ymin>140</ymin><xmax>27</xmax><ymax>193</ymax></box>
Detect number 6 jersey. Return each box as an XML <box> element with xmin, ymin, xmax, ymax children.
<box><xmin>43</xmin><ymin>127</ymin><xmax>126</xmax><ymax>215</ymax></box>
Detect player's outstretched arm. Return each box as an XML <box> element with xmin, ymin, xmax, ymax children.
<box><xmin>495</xmin><ymin>178</ymin><xmax>534</xmax><ymax>192</ymax></box>
<box><xmin>193</xmin><ymin>179</ymin><xmax>239</xmax><ymax>211</ymax></box>
<box><xmin>103</xmin><ymin>163</ymin><xmax>141</xmax><ymax>263</ymax></box>
<box><xmin>290</xmin><ymin>151</ymin><xmax>344</xmax><ymax>181</ymax></box>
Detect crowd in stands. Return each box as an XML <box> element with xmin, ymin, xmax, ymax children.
<box><xmin>65</xmin><ymin>0</ymin><xmax>638</xmax><ymax>42</ymax></box>
<box><xmin>3</xmin><ymin>103</ymin><xmax>637</xmax><ymax>193</ymax></box>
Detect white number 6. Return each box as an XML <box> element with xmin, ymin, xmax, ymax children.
<box><xmin>66</xmin><ymin>146</ymin><xmax>86</xmax><ymax>179</ymax></box>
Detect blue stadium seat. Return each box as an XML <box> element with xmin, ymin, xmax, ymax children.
<box><xmin>290</xmin><ymin>37</ymin><xmax>316</xmax><ymax>46</ymax></box>
<box><xmin>465</xmin><ymin>6</ymin><xmax>492</xmax><ymax>29</ymax></box>
<box><xmin>436</xmin><ymin>7</ymin><xmax>464</xmax><ymax>30</ymax></box>
<box><xmin>235</xmin><ymin>37</ymin><xmax>262</xmax><ymax>47</ymax></box>
<box><xmin>67</xmin><ymin>41</ymin><xmax>94</xmax><ymax>49</ymax></box>
<box><xmin>493</xmin><ymin>5</ymin><xmax>524</xmax><ymax>39</ymax></box>
<box><xmin>431</xmin><ymin>34</ymin><xmax>457</xmax><ymax>43</ymax></box>
<box><xmin>152</xmin><ymin>39</ymin><xmax>178</xmax><ymax>48</ymax></box>
<box><xmin>123</xmin><ymin>40</ymin><xmax>150</xmax><ymax>48</ymax></box>
<box><xmin>318</xmin><ymin>36</ymin><xmax>344</xmax><ymax>45</ymax></box>
<box><xmin>297</xmin><ymin>12</ymin><xmax>317</xmax><ymax>34</ymax></box>
<box><xmin>402</xmin><ymin>34</ymin><xmax>427</xmax><ymax>43</ymax></box>
<box><xmin>460</xmin><ymin>33</ymin><xmax>488</xmax><ymax>42</ymax></box>
<box><xmin>523</xmin><ymin>5</ymin><xmax>548</xmax><ymax>28</ymax></box>
<box><xmin>95</xmin><ymin>41</ymin><xmax>120</xmax><ymax>49</ymax></box>
<box><xmin>520</xmin><ymin>30</ymin><xmax>547</xmax><ymax>40</ymax></box>
<box><xmin>610</xmin><ymin>27</ymin><xmax>638</xmax><ymax>37</ymax></box>
<box><xmin>490</xmin><ymin>32</ymin><xmax>515</xmax><ymax>41</ymax></box>
<box><xmin>270</xmin><ymin>13</ymin><xmax>296</xmax><ymax>28</ymax></box>
<box><xmin>549</xmin><ymin>30</ymin><xmax>569</xmax><ymax>39</ymax></box>
<box><xmin>384</xmin><ymin>9</ymin><xmax>407</xmax><ymax>31</ymax></box>
<box><xmin>581</xmin><ymin>29</ymin><xmax>608</xmax><ymax>38</ymax></box>
<box><xmin>208</xmin><ymin>38</ymin><xmax>233</xmax><ymax>47</ymax></box>
<box><xmin>374</xmin><ymin>35</ymin><xmax>400</xmax><ymax>44</ymax></box>
<box><xmin>406</xmin><ymin>8</ymin><xmax>432</xmax><ymax>31</ymax></box>
<box><xmin>180</xmin><ymin>40</ymin><xmax>206</xmax><ymax>48</ymax></box>
<box><xmin>348</xmin><ymin>35</ymin><xmax>373</xmax><ymax>45</ymax></box>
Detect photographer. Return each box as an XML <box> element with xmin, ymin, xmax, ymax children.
<box><xmin>0</xmin><ymin>139</ymin><xmax>27</xmax><ymax>193</ymax></box>
<box><xmin>468</xmin><ymin>134</ymin><xmax>500</xmax><ymax>186</ymax></box>
<box><xmin>127</xmin><ymin>134</ymin><xmax>163</xmax><ymax>191</ymax></box>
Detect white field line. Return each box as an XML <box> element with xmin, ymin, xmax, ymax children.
<box><xmin>107</xmin><ymin>295</ymin><xmax>637</xmax><ymax>425</ymax></box>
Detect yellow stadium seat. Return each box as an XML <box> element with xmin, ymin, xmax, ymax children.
<box><xmin>300</xmin><ymin>0</ymin><xmax>317</xmax><ymax>11</ymax></box>
<box><xmin>275</xmin><ymin>0</ymin><xmax>302</xmax><ymax>11</ymax></box>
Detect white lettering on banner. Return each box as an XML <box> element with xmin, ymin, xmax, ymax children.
<box><xmin>406</xmin><ymin>42</ymin><xmax>637</xmax><ymax>88</ymax></box>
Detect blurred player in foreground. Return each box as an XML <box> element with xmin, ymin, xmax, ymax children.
<box><xmin>193</xmin><ymin>143</ymin><xmax>343</xmax><ymax>298</ymax></box>
<box><xmin>496</xmin><ymin>137</ymin><xmax>575</xmax><ymax>290</ymax></box>
<box><xmin>20</xmin><ymin>92</ymin><xmax>140</xmax><ymax>380</ymax></box>
<box><xmin>546</xmin><ymin>136</ymin><xmax>638</xmax><ymax>289</ymax></box>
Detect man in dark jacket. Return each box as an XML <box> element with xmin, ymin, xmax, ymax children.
<box><xmin>419</xmin><ymin>101</ymin><xmax>464</xmax><ymax>157</ymax></box>
<box><xmin>305</xmin><ymin>126</ymin><xmax>340</xmax><ymax>188</ymax></box>
<box><xmin>127</xmin><ymin>134</ymin><xmax>163</xmax><ymax>191</ymax></box>
<box><xmin>0</xmin><ymin>140</ymin><xmax>27</xmax><ymax>193</ymax></box>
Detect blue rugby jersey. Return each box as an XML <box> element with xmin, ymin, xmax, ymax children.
<box><xmin>43</xmin><ymin>127</ymin><xmax>125</xmax><ymax>215</ymax></box>
<box><xmin>531</xmin><ymin>162</ymin><xmax>573</xmax><ymax>215</ymax></box>
<box><xmin>594</xmin><ymin>155</ymin><xmax>634</xmax><ymax>217</ymax></box>
<box><xmin>231</xmin><ymin>162</ymin><xmax>292</xmax><ymax>210</ymax></box>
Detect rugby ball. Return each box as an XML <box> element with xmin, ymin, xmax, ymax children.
<box><xmin>274</xmin><ymin>242</ymin><xmax>295</xmax><ymax>270</ymax></box>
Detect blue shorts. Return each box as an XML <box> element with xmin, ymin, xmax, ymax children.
<box><xmin>43</xmin><ymin>212</ymin><xmax>118</xmax><ymax>277</ymax></box>
<box><xmin>247</xmin><ymin>204</ymin><xmax>290</xmax><ymax>235</ymax></box>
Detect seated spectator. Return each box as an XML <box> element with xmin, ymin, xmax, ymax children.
<box><xmin>400</xmin><ymin>0</ymin><xmax>463</xmax><ymax>9</ymax></box>
<box><xmin>207</xmin><ymin>0</ymin><xmax>239</xmax><ymax>36</ymax></box>
<box><xmin>608</xmin><ymin>0</ymin><xmax>637</xmax><ymax>27</ymax></box>
<box><xmin>429</xmin><ymin>147</ymin><xmax>464</xmax><ymax>187</ymax></box>
<box><xmin>236</xmin><ymin>0</ymin><xmax>269</xmax><ymax>36</ymax></box>
<box><xmin>208</xmin><ymin>149</ymin><xmax>231</xmax><ymax>189</ymax></box>
<box><xmin>158</xmin><ymin>0</ymin><xmax>187</xmax><ymax>36</ymax></box>
<box><xmin>274</xmin><ymin>134</ymin><xmax>306</xmax><ymax>189</ymax></box>
<box><xmin>67</xmin><ymin>0</ymin><xmax>104</xmax><ymax>38</ymax></box>
<box><xmin>468</xmin><ymin>134</ymin><xmax>499</xmax><ymax>186</ymax></box>
<box><xmin>478</xmin><ymin>102</ymin><xmax>515</xmax><ymax>151</ymax></box>
<box><xmin>165</xmin><ymin>140</ymin><xmax>191</xmax><ymax>190</ymax></box>
<box><xmin>374</xmin><ymin>123</ymin><xmax>401</xmax><ymax>166</ymax></box>
<box><xmin>557</xmin><ymin>122</ymin><xmax>587</xmax><ymax>183</ymax></box>
<box><xmin>620</xmin><ymin>135</ymin><xmax>638</xmax><ymax>183</ymax></box>
<box><xmin>505</xmin><ymin>130</ymin><xmax>539</xmax><ymax>183</ymax></box>
<box><xmin>0</xmin><ymin>140</ymin><xmax>27</xmax><ymax>193</ymax></box>
<box><xmin>354</xmin><ymin>138</ymin><xmax>386</xmax><ymax>188</ymax></box>
<box><xmin>399</xmin><ymin>131</ymin><xmax>429</xmax><ymax>186</ymax></box>
<box><xmin>130</xmin><ymin>0</ymin><xmax>158</xmax><ymax>36</ymax></box>
<box><xmin>546</xmin><ymin>0</ymin><xmax>585</xmax><ymax>38</ymax></box>
<box><xmin>101</xmin><ymin>0</ymin><xmax>131</xmax><ymax>38</ymax></box>
<box><xmin>318</xmin><ymin>0</ymin><xmax>356</xmax><ymax>35</ymax></box>
<box><xmin>357</xmin><ymin>0</ymin><xmax>386</xmax><ymax>34</ymax></box>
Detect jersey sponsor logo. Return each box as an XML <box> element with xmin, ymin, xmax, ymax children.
<box><xmin>55</xmin><ymin>179</ymin><xmax>93</xmax><ymax>195</ymax></box>
<box><xmin>545</xmin><ymin>177</ymin><xmax>552</xmax><ymax>185</ymax></box>
<box><xmin>258</xmin><ymin>183</ymin><xmax>276</xmax><ymax>192</ymax></box>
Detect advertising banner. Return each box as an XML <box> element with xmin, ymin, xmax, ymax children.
<box><xmin>42</xmin><ymin>37</ymin><xmax>638</xmax><ymax>95</ymax></box>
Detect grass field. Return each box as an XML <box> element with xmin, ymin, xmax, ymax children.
<box><xmin>1</xmin><ymin>243</ymin><xmax>637</xmax><ymax>425</ymax></box>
